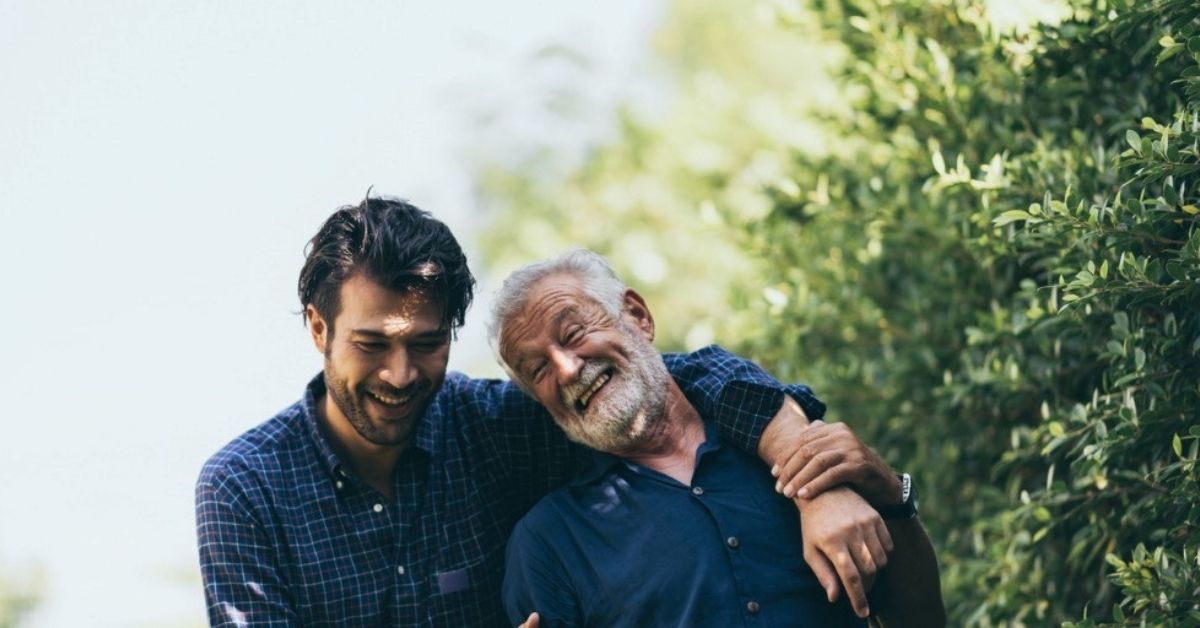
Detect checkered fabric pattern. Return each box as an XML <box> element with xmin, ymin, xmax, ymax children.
<box><xmin>195</xmin><ymin>345</ymin><xmax>824</xmax><ymax>627</ymax></box>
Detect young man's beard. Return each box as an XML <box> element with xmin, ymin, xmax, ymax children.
<box><xmin>323</xmin><ymin>362</ymin><xmax>430</xmax><ymax>446</ymax></box>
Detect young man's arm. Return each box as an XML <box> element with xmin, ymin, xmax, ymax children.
<box><xmin>458</xmin><ymin>344</ymin><xmax>822</xmax><ymax>506</ymax></box>
<box><xmin>196</xmin><ymin>465</ymin><xmax>300</xmax><ymax>627</ymax></box>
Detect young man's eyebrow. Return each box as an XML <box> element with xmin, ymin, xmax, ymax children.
<box><xmin>348</xmin><ymin>328</ymin><xmax>449</xmax><ymax>339</ymax></box>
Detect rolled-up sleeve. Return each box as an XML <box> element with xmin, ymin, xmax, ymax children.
<box><xmin>664</xmin><ymin>344</ymin><xmax>826</xmax><ymax>453</ymax></box>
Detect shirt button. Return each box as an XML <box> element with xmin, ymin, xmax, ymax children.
<box><xmin>726</xmin><ymin>536</ymin><xmax>740</xmax><ymax>549</ymax></box>
<box><xmin>747</xmin><ymin>601</ymin><xmax>761</xmax><ymax>614</ymax></box>
<box><xmin>691</xmin><ymin>486</ymin><xmax>705</xmax><ymax>496</ymax></box>
<box><xmin>397</xmin><ymin>566</ymin><xmax>406</xmax><ymax>575</ymax></box>
<box><xmin>335</xmin><ymin>480</ymin><xmax>344</xmax><ymax>490</ymax></box>
<box><xmin>372</xmin><ymin>503</ymin><xmax>384</xmax><ymax>513</ymax></box>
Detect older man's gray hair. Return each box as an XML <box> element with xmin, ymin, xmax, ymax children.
<box><xmin>488</xmin><ymin>248</ymin><xmax>627</xmax><ymax>376</ymax></box>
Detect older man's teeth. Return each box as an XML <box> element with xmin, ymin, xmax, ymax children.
<box><xmin>370</xmin><ymin>391</ymin><xmax>412</xmax><ymax>406</ymax></box>
<box><xmin>577</xmin><ymin>372</ymin><xmax>611</xmax><ymax>409</ymax></box>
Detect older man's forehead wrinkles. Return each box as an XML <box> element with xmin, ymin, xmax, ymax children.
<box><xmin>550</xmin><ymin>305</ymin><xmax>581</xmax><ymax>329</ymax></box>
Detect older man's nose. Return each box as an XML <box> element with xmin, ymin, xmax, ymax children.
<box><xmin>548</xmin><ymin>346</ymin><xmax>583</xmax><ymax>382</ymax></box>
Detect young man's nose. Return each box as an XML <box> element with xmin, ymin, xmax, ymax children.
<box><xmin>378</xmin><ymin>351</ymin><xmax>418</xmax><ymax>388</ymax></box>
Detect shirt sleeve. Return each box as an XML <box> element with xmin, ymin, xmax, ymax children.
<box><xmin>196</xmin><ymin>461</ymin><xmax>300</xmax><ymax>628</ymax></box>
<box><xmin>502</xmin><ymin>516</ymin><xmax>583</xmax><ymax>628</ymax></box>
<box><xmin>662</xmin><ymin>344</ymin><xmax>826</xmax><ymax>454</ymax></box>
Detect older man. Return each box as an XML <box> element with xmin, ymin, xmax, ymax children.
<box><xmin>492</xmin><ymin>249</ymin><xmax>945</xmax><ymax>627</ymax></box>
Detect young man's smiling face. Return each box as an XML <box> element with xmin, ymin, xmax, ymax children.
<box><xmin>308</xmin><ymin>273</ymin><xmax>450</xmax><ymax>448</ymax></box>
<box><xmin>498</xmin><ymin>273</ymin><xmax>669</xmax><ymax>453</ymax></box>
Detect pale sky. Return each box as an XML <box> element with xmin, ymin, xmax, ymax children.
<box><xmin>0</xmin><ymin>1</ymin><xmax>664</xmax><ymax>625</ymax></box>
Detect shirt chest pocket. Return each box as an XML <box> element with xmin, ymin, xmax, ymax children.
<box><xmin>427</xmin><ymin>554</ymin><xmax>505</xmax><ymax>626</ymax></box>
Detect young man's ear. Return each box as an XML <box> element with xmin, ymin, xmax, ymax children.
<box><xmin>306</xmin><ymin>304</ymin><xmax>329</xmax><ymax>354</ymax></box>
<box><xmin>620</xmin><ymin>288</ymin><xmax>655</xmax><ymax>342</ymax></box>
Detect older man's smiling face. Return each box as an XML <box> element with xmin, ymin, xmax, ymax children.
<box><xmin>499</xmin><ymin>273</ymin><xmax>669</xmax><ymax>453</ymax></box>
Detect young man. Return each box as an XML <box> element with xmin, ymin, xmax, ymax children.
<box><xmin>492</xmin><ymin>249</ymin><xmax>945</xmax><ymax>627</ymax></box>
<box><xmin>196</xmin><ymin>198</ymin><xmax>889</xmax><ymax>626</ymax></box>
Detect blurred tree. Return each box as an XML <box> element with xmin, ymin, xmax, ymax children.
<box><xmin>477</xmin><ymin>0</ymin><xmax>1200</xmax><ymax>624</ymax></box>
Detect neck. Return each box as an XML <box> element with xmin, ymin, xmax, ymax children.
<box><xmin>316</xmin><ymin>393</ymin><xmax>406</xmax><ymax>500</ymax></box>
<box><xmin>616</xmin><ymin>382</ymin><xmax>706</xmax><ymax>485</ymax></box>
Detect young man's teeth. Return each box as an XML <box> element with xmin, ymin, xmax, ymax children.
<box><xmin>577</xmin><ymin>372</ymin><xmax>611</xmax><ymax>409</ymax></box>
<box><xmin>371</xmin><ymin>391</ymin><xmax>411</xmax><ymax>406</ymax></box>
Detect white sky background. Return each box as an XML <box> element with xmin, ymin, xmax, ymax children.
<box><xmin>0</xmin><ymin>1</ymin><xmax>666</xmax><ymax>625</ymax></box>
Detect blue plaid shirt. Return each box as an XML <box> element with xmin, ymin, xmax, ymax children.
<box><xmin>195</xmin><ymin>345</ymin><xmax>824</xmax><ymax>627</ymax></box>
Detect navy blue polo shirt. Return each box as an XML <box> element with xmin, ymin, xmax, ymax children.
<box><xmin>502</xmin><ymin>421</ymin><xmax>867</xmax><ymax>628</ymax></box>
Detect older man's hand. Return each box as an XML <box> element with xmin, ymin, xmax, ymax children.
<box><xmin>796</xmin><ymin>487</ymin><xmax>893</xmax><ymax>618</ymax></box>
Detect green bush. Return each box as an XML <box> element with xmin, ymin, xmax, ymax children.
<box><xmin>478</xmin><ymin>0</ymin><xmax>1200</xmax><ymax>624</ymax></box>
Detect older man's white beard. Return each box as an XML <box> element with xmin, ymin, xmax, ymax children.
<box><xmin>557</xmin><ymin>326</ymin><xmax>671</xmax><ymax>453</ymax></box>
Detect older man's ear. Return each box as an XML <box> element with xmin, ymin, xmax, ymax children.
<box><xmin>620</xmin><ymin>288</ymin><xmax>655</xmax><ymax>340</ymax></box>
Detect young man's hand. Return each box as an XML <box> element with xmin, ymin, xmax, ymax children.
<box><xmin>771</xmin><ymin>420</ymin><xmax>903</xmax><ymax>508</ymax></box>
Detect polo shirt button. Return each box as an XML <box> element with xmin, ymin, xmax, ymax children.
<box><xmin>397</xmin><ymin>566</ymin><xmax>406</xmax><ymax>575</ymax></box>
<box><xmin>726</xmin><ymin>536</ymin><xmax>740</xmax><ymax>549</ymax></box>
<box><xmin>747</xmin><ymin>601</ymin><xmax>761</xmax><ymax>614</ymax></box>
<box><xmin>373</xmin><ymin>503</ymin><xmax>384</xmax><ymax>513</ymax></box>
<box><xmin>335</xmin><ymin>480</ymin><xmax>344</xmax><ymax>490</ymax></box>
<box><xmin>691</xmin><ymin>486</ymin><xmax>705</xmax><ymax>496</ymax></box>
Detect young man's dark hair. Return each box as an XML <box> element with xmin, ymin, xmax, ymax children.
<box><xmin>297</xmin><ymin>196</ymin><xmax>475</xmax><ymax>337</ymax></box>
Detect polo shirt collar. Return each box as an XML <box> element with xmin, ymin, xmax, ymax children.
<box><xmin>570</xmin><ymin>418</ymin><xmax>723</xmax><ymax>487</ymax></box>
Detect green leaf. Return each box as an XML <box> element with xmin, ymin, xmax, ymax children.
<box><xmin>1164</xmin><ymin>184</ymin><xmax>1179</xmax><ymax>206</ymax></box>
<box><xmin>1175</xmin><ymin>433</ymin><xmax>1184</xmax><ymax>458</ymax></box>
<box><xmin>1126</xmin><ymin>130</ymin><xmax>1142</xmax><ymax>153</ymax></box>
<box><xmin>1158</xmin><ymin>43</ymin><xmax>1185</xmax><ymax>64</ymax></box>
<box><xmin>1135</xmin><ymin>347</ymin><xmax>1146</xmax><ymax>369</ymax></box>
<box><xmin>1189</xmin><ymin>36</ymin><xmax>1200</xmax><ymax>54</ymax></box>
<box><xmin>993</xmin><ymin>210</ymin><xmax>1032</xmax><ymax>227</ymax></box>
<box><xmin>1033</xmin><ymin>506</ymin><xmax>1051</xmax><ymax>522</ymax></box>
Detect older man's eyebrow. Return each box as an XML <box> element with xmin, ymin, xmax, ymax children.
<box><xmin>550</xmin><ymin>306</ymin><xmax>580</xmax><ymax>329</ymax></box>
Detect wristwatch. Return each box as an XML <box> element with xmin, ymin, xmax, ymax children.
<box><xmin>875</xmin><ymin>473</ymin><xmax>919</xmax><ymax>520</ymax></box>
